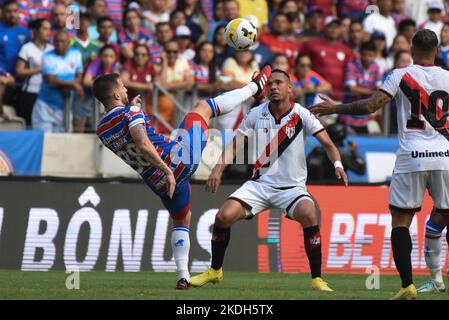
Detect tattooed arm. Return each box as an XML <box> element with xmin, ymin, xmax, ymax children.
<box><xmin>309</xmin><ymin>90</ymin><xmax>392</xmax><ymax>116</ymax></box>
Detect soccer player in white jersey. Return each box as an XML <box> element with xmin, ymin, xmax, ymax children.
<box><xmin>190</xmin><ymin>69</ymin><xmax>348</xmax><ymax>292</ymax></box>
<box><xmin>311</xmin><ymin>29</ymin><xmax>449</xmax><ymax>300</ymax></box>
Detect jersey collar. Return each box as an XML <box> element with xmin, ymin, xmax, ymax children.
<box><xmin>268</xmin><ymin>101</ymin><xmax>294</xmax><ymax>125</ymax></box>
<box><xmin>105</xmin><ymin>105</ymin><xmax>126</xmax><ymax>116</ymax></box>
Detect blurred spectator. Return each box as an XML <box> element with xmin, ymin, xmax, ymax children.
<box><xmin>51</xmin><ymin>4</ymin><xmax>76</xmax><ymax>39</ymax></box>
<box><xmin>32</xmin><ymin>31</ymin><xmax>83</xmax><ymax>133</ymax></box>
<box><xmin>439</xmin><ymin>22</ymin><xmax>449</xmax><ymax>68</ymax></box>
<box><xmin>398</xmin><ymin>18</ymin><xmax>416</xmax><ymax>44</ymax></box>
<box><xmin>370</xmin><ymin>31</ymin><xmax>390</xmax><ymax>77</ymax></box>
<box><xmin>0</xmin><ymin>68</ymin><xmax>15</xmax><ymax>119</ymax></box>
<box><xmin>157</xmin><ymin>40</ymin><xmax>194</xmax><ymax>132</ymax></box>
<box><xmin>16</xmin><ymin>18</ymin><xmax>53</xmax><ymax>126</ymax></box>
<box><xmin>237</xmin><ymin>0</ymin><xmax>268</xmax><ymax>29</ymax></box>
<box><xmin>119</xmin><ymin>8</ymin><xmax>152</xmax><ymax>60</ymax></box>
<box><xmin>150</xmin><ymin>21</ymin><xmax>174</xmax><ymax>66</ymax></box>
<box><xmin>340</xmin><ymin>16</ymin><xmax>351</xmax><ymax>43</ymax></box>
<box><xmin>219</xmin><ymin>49</ymin><xmax>259</xmax><ymax>130</ymax></box>
<box><xmin>207</xmin><ymin>0</ymin><xmax>240</xmax><ymax>42</ymax></box>
<box><xmin>190</xmin><ymin>41</ymin><xmax>223</xmax><ymax>98</ymax></box>
<box><xmin>337</xmin><ymin>0</ymin><xmax>369</xmax><ymax>21</ymax></box>
<box><xmin>307</xmin><ymin>122</ymin><xmax>366</xmax><ymax>183</ymax></box>
<box><xmin>267</xmin><ymin>0</ymin><xmax>282</xmax><ymax>21</ymax></box>
<box><xmin>175</xmin><ymin>0</ymin><xmax>208</xmax><ymax>43</ymax></box>
<box><xmin>391</xmin><ymin>0</ymin><xmax>409</xmax><ymax>26</ymax></box>
<box><xmin>213</xmin><ymin>0</ymin><xmax>225</xmax><ymax>21</ymax></box>
<box><xmin>245</xmin><ymin>15</ymin><xmax>273</xmax><ymax>69</ymax></box>
<box><xmin>302</xmin><ymin>16</ymin><xmax>352</xmax><ymax>102</ymax></box>
<box><xmin>346</xmin><ymin>20</ymin><xmax>364</xmax><ymax>62</ymax></box>
<box><xmin>259</xmin><ymin>12</ymin><xmax>300</xmax><ymax>68</ymax></box>
<box><xmin>141</xmin><ymin>0</ymin><xmax>170</xmax><ymax>33</ymax></box>
<box><xmin>363</xmin><ymin>0</ymin><xmax>397</xmax><ymax>49</ymax></box>
<box><xmin>286</xmin><ymin>12</ymin><xmax>302</xmax><ymax>39</ymax></box>
<box><xmin>299</xmin><ymin>7</ymin><xmax>323</xmax><ymax>41</ymax></box>
<box><xmin>405</xmin><ymin>0</ymin><xmax>433</xmax><ymax>27</ymax></box>
<box><xmin>104</xmin><ymin>0</ymin><xmax>123</xmax><ymax>28</ymax></box>
<box><xmin>76</xmin><ymin>44</ymin><xmax>119</xmax><ymax>132</ymax></box>
<box><xmin>169</xmin><ymin>8</ymin><xmax>187</xmax><ymax>31</ymax></box>
<box><xmin>419</xmin><ymin>1</ymin><xmax>445</xmax><ymax>43</ymax></box>
<box><xmin>387</xmin><ymin>34</ymin><xmax>410</xmax><ymax>69</ymax></box>
<box><xmin>0</xmin><ymin>0</ymin><xmax>30</xmax><ymax>74</ymax></box>
<box><xmin>340</xmin><ymin>41</ymin><xmax>382</xmax><ymax>134</ymax></box>
<box><xmin>212</xmin><ymin>25</ymin><xmax>233</xmax><ymax>69</ymax></box>
<box><xmin>94</xmin><ymin>16</ymin><xmax>120</xmax><ymax>58</ymax></box>
<box><xmin>394</xmin><ymin>50</ymin><xmax>412</xmax><ymax>68</ymax></box>
<box><xmin>308</xmin><ymin>0</ymin><xmax>336</xmax><ymax>17</ymax></box>
<box><xmin>17</xmin><ymin>0</ymin><xmax>54</xmax><ymax>27</ymax></box>
<box><xmin>175</xmin><ymin>25</ymin><xmax>195</xmax><ymax>61</ymax></box>
<box><xmin>71</xmin><ymin>13</ymin><xmax>100</xmax><ymax>68</ymax></box>
<box><xmin>87</xmin><ymin>0</ymin><xmax>118</xmax><ymax>43</ymax></box>
<box><xmin>120</xmin><ymin>43</ymin><xmax>156</xmax><ymax>104</ymax></box>
<box><xmin>271</xmin><ymin>53</ymin><xmax>302</xmax><ymax>101</ymax></box>
<box><xmin>294</xmin><ymin>55</ymin><xmax>332</xmax><ymax>108</ymax></box>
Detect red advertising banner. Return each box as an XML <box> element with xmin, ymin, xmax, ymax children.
<box><xmin>257</xmin><ymin>186</ymin><xmax>449</xmax><ymax>274</ymax></box>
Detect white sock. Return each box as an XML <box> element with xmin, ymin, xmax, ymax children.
<box><xmin>424</xmin><ymin>236</ymin><xmax>443</xmax><ymax>282</ymax></box>
<box><xmin>171</xmin><ymin>226</ymin><xmax>190</xmax><ymax>282</ymax></box>
<box><xmin>207</xmin><ymin>82</ymin><xmax>258</xmax><ymax>117</ymax></box>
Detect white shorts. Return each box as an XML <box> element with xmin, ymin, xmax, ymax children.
<box><xmin>389</xmin><ymin>170</ymin><xmax>449</xmax><ymax>214</ymax></box>
<box><xmin>228</xmin><ymin>180</ymin><xmax>314</xmax><ymax>219</ymax></box>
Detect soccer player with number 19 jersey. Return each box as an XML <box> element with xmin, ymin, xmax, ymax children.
<box><xmin>311</xmin><ymin>29</ymin><xmax>449</xmax><ymax>300</ymax></box>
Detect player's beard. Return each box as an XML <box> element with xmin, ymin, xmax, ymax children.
<box><xmin>122</xmin><ymin>95</ymin><xmax>129</xmax><ymax>105</ymax></box>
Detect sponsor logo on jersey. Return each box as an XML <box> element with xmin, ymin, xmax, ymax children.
<box><xmin>411</xmin><ymin>150</ymin><xmax>449</xmax><ymax>158</ymax></box>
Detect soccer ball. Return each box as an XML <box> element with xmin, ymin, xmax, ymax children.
<box><xmin>224</xmin><ymin>18</ymin><xmax>257</xmax><ymax>50</ymax></box>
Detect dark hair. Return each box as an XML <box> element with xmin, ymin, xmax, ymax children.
<box><xmin>212</xmin><ymin>24</ymin><xmax>226</xmax><ymax>47</ymax></box>
<box><xmin>97</xmin><ymin>16</ymin><xmax>113</xmax><ymax>27</ymax></box>
<box><xmin>169</xmin><ymin>9</ymin><xmax>186</xmax><ymax>22</ymax></box>
<box><xmin>93</xmin><ymin>73</ymin><xmax>120</xmax><ymax>104</ymax></box>
<box><xmin>86</xmin><ymin>0</ymin><xmax>104</xmax><ymax>9</ymax></box>
<box><xmin>394</xmin><ymin>50</ymin><xmax>410</xmax><ymax>64</ymax></box>
<box><xmin>359</xmin><ymin>41</ymin><xmax>377</xmax><ymax>54</ymax></box>
<box><xmin>156</xmin><ymin>21</ymin><xmax>171</xmax><ymax>30</ymax></box>
<box><xmin>28</xmin><ymin>18</ymin><xmax>47</xmax><ymax>30</ymax></box>
<box><xmin>79</xmin><ymin>12</ymin><xmax>91</xmax><ymax>21</ymax></box>
<box><xmin>412</xmin><ymin>29</ymin><xmax>438</xmax><ymax>53</ymax></box>
<box><xmin>271</xmin><ymin>68</ymin><xmax>290</xmax><ymax>81</ymax></box>
<box><xmin>176</xmin><ymin>0</ymin><xmax>206</xmax><ymax>17</ymax></box>
<box><xmin>2</xmin><ymin>0</ymin><xmax>18</xmax><ymax>9</ymax></box>
<box><xmin>134</xmin><ymin>43</ymin><xmax>150</xmax><ymax>54</ymax></box>
<box><xmin>99</xmin><ymin>44</ymin><xmax>117</xmax><ymax>56</ymax></box>
<box><xmin>272</xmin><ymin>52</ymin><xmax>289</xmax><ymax>64</ymax></box>
<box><xmin>213</xmin><ymin>0</ymin><xmax>224</xmax><ymax>21</ymax></box>
<box><xmin>398</xmin><ymin>18</ymin><xmax>416</xmax><ymax>33</ymax></box>
<box><xmin>123</xmin><ymin>8</ymin><xmax>140</xmax><ymax>29</ymax></box>
<box><xmin>349</xmin><ymin>20</ymin><xmax>362</xmax><ymax>30</ymax></box>
<box><xmin>294</xmin><ymin>54</ymin><xmax>310</xmax><ymax>67</ymax></box>
<box><xmin>194</xmin><ymin>41</ymin><xmax>217</xmax><ymax>83</ymax></box>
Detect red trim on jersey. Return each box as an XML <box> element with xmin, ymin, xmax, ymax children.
<box><xmin>414</xmin><ymin>62</ymin><xmax>435</xmax><ymax>67</ymax></box>
<box><xmin>253</xmin><ymin>112</ymin><xmax>301</xmax><ymax>172</ymax></box>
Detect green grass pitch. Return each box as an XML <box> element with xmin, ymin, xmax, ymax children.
<box><xmin>0</xmin><ymin>271</ymin><xmax>448</xmax><ymax>300</ymax></box>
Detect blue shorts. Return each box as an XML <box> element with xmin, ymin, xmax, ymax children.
<box><xmin>151</xmin><ymin>112</ymin><xmax>209</xmax><ymax>220</ymax></box>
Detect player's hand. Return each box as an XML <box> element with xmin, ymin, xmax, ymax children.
<box><xmin>206</xmin><ymin>168</ymin><xmax>222</xmax><ymax>193</ymax></box>
<box><xmin>335</xmin><ymin>167</ymin><xmax>348</xmax><ymax>187</ymax></box>
<box><xmin>73</xmin><ymin>82</ymin><xmax>84</xmax><ymax>98</ymax></box>
<box><xmin>310</xmin><ymin>95</ymin><xmax>337</xmax><ymax>116</ymax></box>
<box><xmin>165</xmin><ymin>170</ymin><xmax>176</xmax><ymax>199</ymax></box>
<box><xmin>131</xmin><ymin>94</ymin><xmax>142</xmax><ymax>106</ymax></box>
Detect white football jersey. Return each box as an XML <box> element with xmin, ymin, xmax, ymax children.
<box><xmin>380</xmin><ymin>64</ymin><xmax>449</xmax><ymax>174</ymax></box>
<box><xmin>237</xmin><ymin>102</ymin><xmax>324</xmax><ymax>187</ymax></box>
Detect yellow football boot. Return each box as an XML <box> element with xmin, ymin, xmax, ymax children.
<box><xmin>392</xmin><ymin>284</ymin><xmax>417</xmax><ymax>300</ymax></box>
<box><xmin>190</xmin><ymin>267</ymin><xmax>223</xmax><ymax>287</ymax></box>
<box><xmin>311</xmin><ymin>277</ymin><xmax>334</xmax><ymax>292</ymax></box>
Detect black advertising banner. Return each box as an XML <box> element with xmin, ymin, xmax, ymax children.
<box><xmin>0</xmin><ymin>179</ymin><xmax>257</xmax><ymax>271</ymax></box>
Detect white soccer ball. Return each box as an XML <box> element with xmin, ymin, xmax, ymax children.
<box><xmin>224</xmin><ymin>18</ymin><xmax>257</xmax><ymax>50</ymax></box>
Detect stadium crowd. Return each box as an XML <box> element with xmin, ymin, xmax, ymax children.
<box><xmin>0</xmin><ymin>0</ymin><xmax>448</xmax><ymax>135</ymax></box>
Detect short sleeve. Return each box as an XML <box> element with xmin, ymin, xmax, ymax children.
<box><xmin>125</xmin><ymin>105</ymin><xmax>146</xmax><ymax>129</ymax></box>
<box><xmin>18</xmin><ymin>44</ymin><xmax>29</xmax><ymax>61</ymax></box>
<box><xmin>237</xmin><ymin>108</ymin><xmax>257</xmax><ymax>136</ymax></box>
<box><xmin>301</xmin><ymin>106</ymin><xmax>324</xmax><ymax>136</ymax></box>
<box><xmin>380</xmin><ymin>69</ymin><xmax>403</xmax><ymax>98</ymax></box>
<box><xmin>74</xmin><ymin>50</ymin><xmax>83</xmax><ymax>73</ymax></box>
<box><xmin>85</xmin><ymin>59</ymin><xmax>99</xmax><ymax>77</ymax></box>
<box><xmin>344</xmin><ymin>62</ymin><xmax>357</xmax><ymax>87</ymax></box>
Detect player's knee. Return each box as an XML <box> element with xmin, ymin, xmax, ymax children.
<box><xmin>292</xmin><ymin>200</ymin><xmax>317</xmax><ymax>227</ymax></box>
<box><xmin>215</xmin><ymin>208</ymin><xmax>239</xmax><ymax>229</ymax></box>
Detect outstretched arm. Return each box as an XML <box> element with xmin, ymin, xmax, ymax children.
<box><xmin>130</xmin><ymin>124</ymin><xmax>176</xmax><ymax>198</ymax></box>
<box><xmin>310</xmin><ymin>90</ymin><xmax>392</xmax><ymax>116</ymax></box>
<box><xmin>314</xmin><ymin>130</ymin><xmax>348</xmax><ymax>186</ymax></box>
